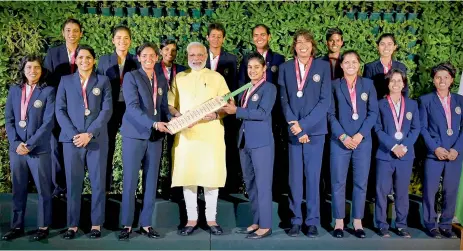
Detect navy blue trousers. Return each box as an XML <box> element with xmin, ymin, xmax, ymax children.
<box><xmin>375</xmin><ymin>159</ymin><xmax>413</xmax><ymax>229</ymax></box>
<box><xmin>239</xmin><ymin>143</ymin><xmax>274</xmax><ymax>229</ymax></box>
<box><xmin>121</xmin><ymin>137</ymin><xmax>162</xmax><ymax>227</ymax></box>
<box><xmin>330</xmin><ymin>138</ymin><xmax>372</xmax><ymax>220</ymax></box>
<box><xmin>9</xmin><ymin>152</ymin><xmax>52</xmax><ymax>228</ymax></box>
<box><xmin>288</xmin><ymin>135</ymin><xmax>325</xmax><ymax>226</ymax></box>
<box><xmin>63</xmin><ymin>142</ymin><xmax>107</xmax><ymax>227</ymax></box>
<box><xmin>423</xmin><ymin>157</ymin><xmax>463</xmax><ymax>230</ymax></box>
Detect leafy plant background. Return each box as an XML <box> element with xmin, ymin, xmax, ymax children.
<box><xmin>0</xmin><ymin>1</ymin><xmax>462</xmax><ymax>198</ymax></box>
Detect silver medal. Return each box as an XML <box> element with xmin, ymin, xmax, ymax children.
<box><xmin>447</xmin><ymin>128</ymin><xmax>453</xmax><ymax>136</ymax></box>
<box><xmin>394</xmin><ymin>131</ymin><xmax>403</xmax><ymax>140</ymax></box>
<box><xmin>352</xmin><ymin>113</ymin><xmax>359</xmax><ymax>120</ymax></box>
<box><xmin>85</xmin><ymin>109</ymin><xmax>91</xmax><ymax>116</ymax></box>
<box><xmin>297</xmin><ymin>91</ymin><xmax>303</xmax><ymax>98</ymax></box>
<box><xmin>19</xmin><ymin>120</ymin><xmax>27</xmax><ymax>128</ymax></box>
<box><xmin>154</xmin><ymin>109</ymin><xmax>157</xmax><ymax>115</ymax></box>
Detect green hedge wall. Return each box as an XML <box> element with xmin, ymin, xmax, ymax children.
<box><xmin>0</xmin><ymin>1</ymin><xmax>462</xmax><ymax>195</ymax></box>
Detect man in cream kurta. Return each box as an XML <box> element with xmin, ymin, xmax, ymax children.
<box><xmin>168</xmin><ymin>42</ymin><xmax>230</xmax><ymax>236</ymax></box>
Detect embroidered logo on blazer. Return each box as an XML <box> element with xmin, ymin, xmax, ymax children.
<box><xmin>271</xmin><ymin>65</ymin><xmax>278</xmax><ymax>73</ymax></box>
<box><xmin>456</xmin><ymin>106</ymin><xmax>461</xmax><ymax>115</ymax></box>
<box><xmin>158</xmin><ymin>87</ymin><xmax>163</xmax><ymax>96</ymax></box>
<box><xmin>406</xmin><ymin>112</ymin><xmax>412</xmax><ymax>120</ymax></box>
<box><xmin>361</xmin><ymin>93</ymin><xmax>368</xmax><ymax>101</ymax></box>
<box><xmin>33</xmin><ymin>100</ymin><xmax>43</xmax><ymax>108</ymax></box>
<box><xmin>224</xmin><ymin>68</ymin><xmax>229</xmax><ymax>76</ymax></box>
<box><xmin>313</xmin><ymin>74</ymin><xmax>320</xmax><ymax>82</ymax></box>
<box><xmin>251</xmin><ymin>94</ymin><xmax>259</xmax><ymax>101</ymax></box>
<box><xmin>92</xmin><ymin>87</ymin><xmax>101</xmax><ymax>96</ymax></box>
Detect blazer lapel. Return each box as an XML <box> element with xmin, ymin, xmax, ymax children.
<box><xmin>26</xmin><ymin>86</ymin><xmax>42</xmax><ymax>113</ymax></box>
<box><xmin>85</xmin><ymin>72</ymin><xmax>98</xmax><ymax>97</ymax></box>
<box><xmin>355</xmin><ymin>77</ymin><xmax>364</xmax><ymax>113</ymax></box>
<box><xmin>450</xmin><ymin>93</ymin><xmax>460</xmax><ymax>131</ymax></box>
<box><xmin>59</xmin><ymin>45</ymin><xmax>70</xmax><ymax>64</ymax></box>
<box><xmin>110</xmin><ymin>52</ymin><xmax>120</xmax><ymax>77</ymax></box>
<box><xmin>432</xmin><ymin>92</ymin><xmax>447</xmax><ymax>118</ymax></box>
<box><xmin>138</xmin><ymin>69</ymin><xmax>154</xmax><ymax>97</ymax></box>
<box><xmin>339</xmin><ymin>78</ymin><xmax>353</xmax><ymax>108</ymax></box>
<box><xmin>375</xmin><ymin>60</ymin><xmax>384</xmax><ymax>74</ymax></box>
<box><xmin>72</xmin><ymin>73</ymin><xmax>84</xmax><ymax>100</ymax></box>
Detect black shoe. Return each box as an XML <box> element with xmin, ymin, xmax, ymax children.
<box><xmin>333</xmin><ymin>228</ymin><xmax>344</xmax><ymax>238</ymax></box>
<box><xmin>178</xmin><ymin>225</ymin><xmax>196</xmax><ymax>236</ymax></box>
<box><xmin>2</xmin><ymin>228</ymin><xmax>24</xmax><ymax>240</ymax></box>
<box><xmin>209</xmin><ymin>225</ymin><xmax>223</xmax><ymax>236</ymax></box>
<box><xmin>428</xmin><ymin>228</ymin><xmax>442</xmax><ymax>239</ymax></box>
<box><xmin>306</xmin><ymin>225</ymin><xmax>319</xmax><ymax>238</ymax></box>
<box><xmin>397</xmin><ymin>228</ymin><xmax>411</xmax><ymax>238</ymax></box>
<box><xmin>287</xmin><ymin>224</ymin><xmax>301</xmax><ymax>237</ymax></box>
<box><xmin>354</xmin><ymin>228</ymin><xmax>366</xmax><ymax>238</ymax></box>
<box><xmin>140</xmin><ymin>227</ymin><xmax>160</xmax><ymax>239</ymax></box>
<box><xmin>63</xmin><ymin>229</ymin><xmax>76</xmax><ymax>240</ymax></box>
<box><xmin>246</xmin><ymin>229</ymin><xmax>272</xmax><ymax>239</ymax></box>
<box><xmin>236</xmin><ymin>227</ymin><xmax>258</xmax><ymax>234</ymax></box>
<box><xmin>33</xmin><ymin>228</ymin><xmax>49</xmax><ymax>241</ymax></box>
<box><xmin>118</xmin><ymin>228</ymin><xmax>131</xmax><ymax>240</ymax></box>
<box><xmin>440</xmin><ymin>228</ymin><xmax>457</xmax><ymax>239</ymax></box>
<box><xmin>89</xmin><ymin>229</ymin><xmax>101</xmax><ymax>239</ymax></box>
<box><xmin>379</xmin><ymin>228</ymin><xmax>391</xmax><ymax>238</ymax></box>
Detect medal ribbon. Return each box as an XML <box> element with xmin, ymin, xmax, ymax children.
<box><xmin>241</xmin><ymin>78</ymin><xmax>265</xmax><ymax>108</ymax></box>
<box><xmin>438</xmin><ymin>94</ymin><xmax>452</xmax><ymax>131</ymax></box>
<box><xmin>80</xmin><ymin>74</ymin><xmax>90</xmax><ymax>111</ymax></box>
<box><xmin>20</xmin><ymin>84</ymin><xmax>36</xmax><ymax>121</ymax></box>
<box><xmin>294</xmin><ymin>57</ymin><xmax>313</xmax><ymax>92</ymax></box>
<box><xmin>161</xmin><ymin>61</ymin><xmax>177</xmax><ymax>88</ymax></box>
<box><xmin>347</xmin><ymin>77</ymin><xmax>358</xmax><ymax>116</ymax></box>
<box><xmin>151</xmin><ymin>72</ymin><xmax>158</xmax><ymax>113</ymax></box>
<box><xmin>387</xmin><ymin>95</ymin><xmax>405</xmax><ymax>134</ymax></box>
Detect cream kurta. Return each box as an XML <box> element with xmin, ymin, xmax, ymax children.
<box><xmin>168</xmin><ymin>68</ymin><xmax>230</xmax><ymax>187</ymax></box>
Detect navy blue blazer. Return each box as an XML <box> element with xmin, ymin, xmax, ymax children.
<box><xmin>55</xmin><ymin>72</ymin><xmax>113</xmax><ymax>143</ymax></box>
<box><xmin>278</xmin><ymin>58</ymin><xmax>332</xmax><ymax>143</ymax></box>
<box><xmin>206</xmin><ymin>48</ymin><xmax>238</xmax><ymax>92</ymax></box>
<box><xmin>374</xmin><ymin>97</ymin><xmax>420</xmax><ymax>161</ymax></box>
<box><xmin>363</xmin><ymin>59</ymin><xmax>408</xmax><ymax>99</ymax></box>
<box><xmin>238</xmin><ymin>49</ymin><xmax>285</xmax><ymax>87</ymax></box>
<box><xmin>44</xmin><ymin>44</ymin><xmax>76</xmax><ymax>87</ymax></box>
<box><xmin>5</xmin><ymin>84</ymin><xmax>55</xmax><ymax>154</ymax></box>
<box><xmin>120</xmin><ymin>68</ymin><xmax>170</xmax><ymax>140</ymax></box>
<box><xmin>319</xmin><ymin>55</ymin><xmax>343</xmax><ymax>80</ymax></box>
<box><xmin>329</xmin><ymin>77</ymin><xmax>379</xmax><ymax>140</ymax></box>
<box><xmin>154</xmin><ymin>62</ymin><xmax>187</xmax><ymax>87</ymax></box>
<box><xmin>236</xmin><ymin>81</ymin><xmax>276</xmax><ymax>149</ymax></box>
<box><xmin>419</xmin><ymin>92</ymin><xmax>463</xmax><ymax>159</ymax></box>
<box><xmin>96</xmin><ymin>52</ymin><xmax>139</xmax><ymax>106</ymax></box>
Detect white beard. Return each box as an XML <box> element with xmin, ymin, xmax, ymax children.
<box><xmin>189</xmin><ymin>61</ymin><xmax>207</xmax><ymax>71</ymax></box>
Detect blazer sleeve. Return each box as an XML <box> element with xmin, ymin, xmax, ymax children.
<box><xmin>123</xmin><ymin>72</ymin><xmax>155</xmax><ymax>129</ymax></box>
<box><xmin>161</xmin><ymin>83</ymin><xmax>170</xmax><ymax>122</ymax></box>
<box><xmin>278</xmin><ymin>66</ymin><xmax>297</xmax><ymax>122</ymax></box>
<box><xmin>328</xmin><ymin>88</ymin><xmax>346</xmax><ymax>138</ymax></box>
<box><xmin>451</xmin><ymin>98</ymin><xmax>463</xmax><ymax>153</ymax></box>
<box><xmin>363</xmin><ymin>63</ymin><xmax>372</xmax><ymax>78</ymax></box>
<box><xmin>238</xmin><ymin>57</ymin><xmax>247</xmax><ymax>88</ymax></box>
<box><xmin>299</xmin><ymin>66</ymin><xmax>332</xmax><ymax>133</ymax></box>
<box><xmin>5</xmin><ymin>88</ymin><xmax>22</xmax><ymax>150</ymax></box>
<box><xmin>374</xmin><ymin>107</ymin><xmax>397</xmax><ymax>151</ymax></box>
<box><xmin>86</xmin><ymin>77</ymin><xmax>113</xmax><ymax>136</ymax></box>
<box><xmin>55</xmin><ymin>80</ymin><xmax>80</xmax><ymax>138</ymax></box>
<box><xmin>419</xmin><ymin>97</ymin><xmax>440</xmax><ymax>152</ymax></box>
<box><xmin>401</xmin><ymin>102</ymin><xmax>421</xmax><ymax>150</ymax></box>
<box><xmin>25</xmin><ymin>88</ymin><xmax>56</xmax><ymax>151</ymax></box>
<box><xmin>96</xmin><ymin>58</ymin><xmax>105</xmax><ymax>75</ymax></box>
<box><xmin>236</xmin><ymin>85</ymin><xmax>276</xmax><ymax>121</ymax></box>
<box><xmin>358</xmin><ymin>84</ymin><xmax>379</xmax><ymax>137</ymax></box>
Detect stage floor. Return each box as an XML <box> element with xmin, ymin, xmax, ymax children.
<box><xmin>0</xmin><ymin>193</ymin><xmax>460</xmax><ymax>250</ymax></box>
